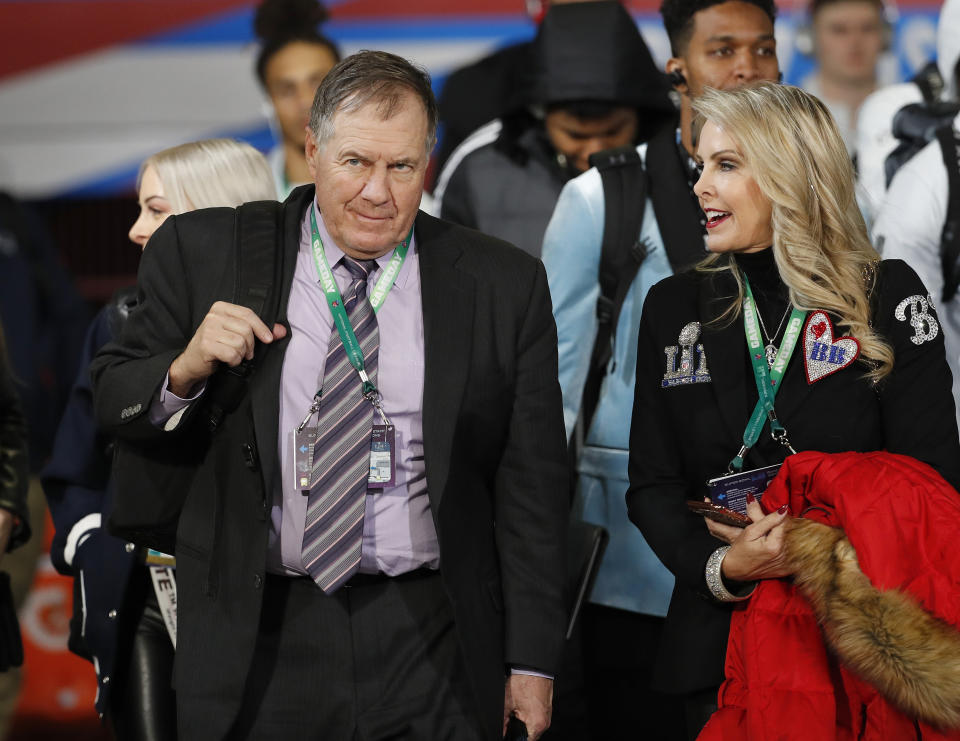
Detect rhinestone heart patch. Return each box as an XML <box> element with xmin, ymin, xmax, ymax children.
<box><xmin>803</xmin><ymin>311</ymin><xmax>860</xmax><ymax>384</ymax></box>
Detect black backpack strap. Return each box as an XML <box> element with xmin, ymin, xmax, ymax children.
<box><xmin>937</xmin><ymin>126</ymin><xmax>960</xmax><ymax>303</ymax></box>
<box><xmin>205</xmin><ymin>200</ymin><xmax>284</xmax><ymax>432</ymax></box>
<box><xmin>912</xmin><ymin>60</ymin><xmax>945</xmax><ymax>105</ymax></box>
<box><xmin>577</xmin><ymin>146</ymin><xmax>648</xmax><ymax>445</ymax></box>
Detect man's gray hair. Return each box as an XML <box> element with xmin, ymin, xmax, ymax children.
<box><xmin>308</xmin><ymin>50</ymin><xmax>438</xmax><ymax>155</ymax></box>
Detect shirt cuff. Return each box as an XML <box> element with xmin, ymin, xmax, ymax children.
<box><xmin>148</xmin><ymin>371</ymin><xmax>206</xmax><ymax>430</ymax></box>
<box><xmin>509</xmin><ymin>666</ymin><xmax>554</xmax><ymax>681</ymax></box>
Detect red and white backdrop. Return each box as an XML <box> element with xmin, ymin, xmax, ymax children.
<box><xmin>0</xmin><ymin>0</ymin><xmax>944</xmax><ymax>200</ymax></box>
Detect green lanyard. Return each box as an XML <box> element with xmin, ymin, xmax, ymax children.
<box><xmin>729</xmin><ymin>277</ymin><xmax>806</xmax><ymax>471</ymax></box>
<box><xmin>297</xmin><ymin>206</ymin><xmax>411</xmax><ymax>430</ymax></box>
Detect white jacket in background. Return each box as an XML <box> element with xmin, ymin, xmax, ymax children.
<box><xmin>873</xmin><ymin>111</ymin><xmax>960</xmax><ymax>429</ymax></box>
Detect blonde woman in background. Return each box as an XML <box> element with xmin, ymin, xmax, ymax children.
<box><xmin>42</xmin><ymin>139</ymin><xmax>275</xmax><ymax>740</ymax></box>
<box><xmin>129</xmin><ymin>138</ymin><xmax>276</xmax><ymax>245</ymax></box>
<box><xmin>626</xmin><ymin>82</ymin><xmax>960</xmax><ymax>739</ymax></box>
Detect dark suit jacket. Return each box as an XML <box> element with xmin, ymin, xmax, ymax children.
<box><xmin>91</xmin><ymin>185</ymin><xmax>569</xmax><ymax>740</ymax></box>
<box><xmin>627</xmin><ymin>259</ymin><xmax>960</xmax><ymax>694</ymax></box>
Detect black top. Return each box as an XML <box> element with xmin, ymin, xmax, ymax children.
<box><xmin>733</xmin><ymin>248</ymin><xmax>790</xmax><ymax>337</ymax></box>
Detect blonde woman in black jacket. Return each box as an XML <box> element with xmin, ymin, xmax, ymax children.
<box><xmin>628</xmin><ymin>82</ymin><xmax>960</xmax><ymax>740</ymax></box>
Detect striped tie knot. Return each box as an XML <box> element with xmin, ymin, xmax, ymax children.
<box><xmin>343</xmin><ymin>258</ymin><xmax>377</xmax><ymax>301</ymax></box>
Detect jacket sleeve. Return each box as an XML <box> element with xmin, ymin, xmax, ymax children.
<box><xmin>626</xmin><ymin>284</ymin><xmax>724</xmax><ymax>597</ymax></box>
<box><xmin>436</xmin><ymin>156</ymin><xmax>479</xmax><ymax>231</ymax></box>
<box><xmin>90</xmin><ymin>215</ymin><xmax>202</xmax><ymax>443</ymax></box>
<box><xmin>42</xmin><ymin>310</ymin><xmax>114</xmax><ymax>574</ymax></box>
<box><xmin>874</xmin><ymin>259</ymin><xmax>960</xmax><ymax>491</ymax></box>
<box><xmin>0</xmin><ymin>337</ymin><xmax>29</xmax><ymax>551</ymax></box>
<box><xmin>542</xmin><ymin>172</ymin><xmax>604</xmax><ymax>439</ymax></box>
<box><xmin>495</xmin><ymin>259</ymin><xmax>569</xmax><ymax>674</ymax></box>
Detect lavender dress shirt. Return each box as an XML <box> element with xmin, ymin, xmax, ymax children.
<box><xmin>271</xmin><ymin>202</ymin><xmax>437</xmax><ymax>576</ymax></box>
<box><xmin>156</xmin><ymin>200</ymin><xmax>439</xmax><ymax>577</ymax></box>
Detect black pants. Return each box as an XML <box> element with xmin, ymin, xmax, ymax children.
<box><xmin>683</xmin><ymin>687</ymin><xmax>719</xmax><ymax>741</ymax></box>
<box><xmin>225</xmin><ymin>571</ymin><xmax>485</xmax><ymax>741</ymax></box>
<box><xmin>578</xmin><ymin>604</ymin><xmax>686</xmax><ymax>741</ymax></box>
<box><xmin>111</xmin><ymin>567</ymin><xmax>177</xmax><ymax>741</ymax></box>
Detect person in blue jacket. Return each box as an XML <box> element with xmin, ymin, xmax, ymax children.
<box><xmin>42</xmin><ymin>139</ymin><xmax>275</xmax><ymax>738</ymax></box>
<box><xmin>541</xmin><ymin>0</ymin><xmax>780</xmax><ymax>736</ymax></box>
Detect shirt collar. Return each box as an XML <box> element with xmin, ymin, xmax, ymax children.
<box><xmin>311</xmin><ymin>200</ymin><xmax>418</xmax><ymax>290</ymax></box>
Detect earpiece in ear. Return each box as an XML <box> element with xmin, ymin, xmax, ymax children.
<box><xmin>670</xmin><ymin>69</ymin><xmax>687</xmax><ymax>88</ymax></box>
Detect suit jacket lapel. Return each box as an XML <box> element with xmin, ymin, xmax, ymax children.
<box><xmin>251</xmin><ymin>185</ymin><xmax>312</xmax><ymax>493</ymax></box>
<box><xmin>645</xmin><ymin>123</ymin><xmax>707</xmax><ymax>273</ymax></box>
<box><xmin>416</xmin><ymin>211</ymin><xmax>475</xmax><ymax>512</ymax></box>
<box><xmin>698</xmin><ymin>271</ymin><xmax>750</xmax><ymax>443</ymax></box>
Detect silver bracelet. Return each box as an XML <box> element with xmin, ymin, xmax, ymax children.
<box><xmin>705</xmin><ymin>546</ymin><xmax>756</xmax><ymax>602</ymax></box>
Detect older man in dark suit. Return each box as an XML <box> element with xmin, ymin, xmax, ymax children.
<box><xmin>91</xmin><ymin>50</ymin><xmax>567</xmax><ymax>741</ymax></box>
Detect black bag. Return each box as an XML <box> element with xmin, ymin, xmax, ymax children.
<box><xmin>106</xmin><ymin>201</ymin><xmax>285</xmax><ymax>553</ymax></box>
<box><xmin>884</xmin><ymin>105</ymin><xmax>960</xmax><ymax>304</ymax></box>
<box><xmin>936</xmin><ymin>125</ymin><xmax>960</xmax><ymax>302</ymax></box>
<box><xmin>575</xmin><ymin>146</ymin><xmax>649</xmax><ymax>455</ymax></box>
<box><xmin>885</xmin><ymin>101</ymin><xmax>960</xmax><ymax>187</ymax></box>
<box><xmin>883</xmin><ymin>60</ymin><xmax>951</xmax><ymax>186</ymax></box>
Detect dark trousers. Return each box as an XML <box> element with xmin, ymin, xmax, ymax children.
<box><xmin>224</xmin><ymin>571</ymin><xmax>485</xmax><ymax>741</ymax></box>
<box><xmin>683</xmin><ymin>687</ymin><xmax>719</xmax><ymax>741</ymax></box>
<box><xmin>578</xmin><ymin>604</ymin><xmax>686</xmax><ymax>741</ymax></box>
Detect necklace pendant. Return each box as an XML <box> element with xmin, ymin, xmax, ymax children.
<box><xmin>765</xmin><ymin>344</ymin><xmax>777</xmax><ymax>368</ymax></box>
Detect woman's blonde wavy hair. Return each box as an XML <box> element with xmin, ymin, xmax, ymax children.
<box><xmin>138</xmin><ymin>138</ymin><xmax>276</xmax><ymax>213</ymax></box>
<box><xmin>692</xmin><ymin>82</ymin><xmax>892</xmax><ymax>381</ymax></box>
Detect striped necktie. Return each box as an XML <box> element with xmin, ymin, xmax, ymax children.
<box><xmin>301</xmin><ymin>257</ymin><xmax>379</xmax><ymax>593</ymax></box>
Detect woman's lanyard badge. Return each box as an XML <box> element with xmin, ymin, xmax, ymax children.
<box><xmin>707</xmin><ymin>278</ymin><xmax>806</xmax><ymax>514</ymax></box>
<box><xmin>295</xmin><ymin>207</ymin><xmax>411</xmax><ymax>493</ymax></box>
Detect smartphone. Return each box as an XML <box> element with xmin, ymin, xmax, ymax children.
<box><xmin>687</xmin><ymin>500</ymin><xmax>752</xmax><ymax>527</ymax></box>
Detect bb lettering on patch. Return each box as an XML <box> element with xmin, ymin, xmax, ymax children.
<box><xmin>803</xmin><ymin>311</ymin><xmax>860</xmax><ymax>384</ymax></box>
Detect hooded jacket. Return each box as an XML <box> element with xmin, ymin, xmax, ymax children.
<box><xmin>699</xmin><ymin>450</ymin><xmax>960</xmax><ymax>741</ymax></box>
<box><xmin>433</xmin><ymin>1</ymin><xmax>673</xmax><ymax>258</ymax></box>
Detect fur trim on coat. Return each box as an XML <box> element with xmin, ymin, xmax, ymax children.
<box><xmin>785</xmin><ymin>517</ymin><xmax>960</xmax><ymax>729</ymax></box>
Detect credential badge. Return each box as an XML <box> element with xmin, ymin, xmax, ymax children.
<box><xmin>662</xmin><ymin>321</ymin><xmax>711</xmax><ymax>388</ymax></box>
<box><xmin>895</xmin><ymin>294</ymin><xmax>939</xmax><ymax>345</ymax></box>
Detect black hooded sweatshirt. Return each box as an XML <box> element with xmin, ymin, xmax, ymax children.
<box><xmin>434</xmin><ymin>1</ymin><xmax>674</xmax><ymax>258</ymax></box>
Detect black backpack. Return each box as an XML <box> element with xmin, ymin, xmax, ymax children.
<box><xmin>885</xmin><ymin>104</ymin><xmax>960</xmax><ymax>303</ymax></box>
<box><xmin>936</xmin><ymin>126</ymin><xmax>960</xmax><ymax>302</ymax></box>
<box><xmin>559</xmin><ymin>148</ymin><xmax>649</xmax><ymax>637</ymax></box>
<box><xmin>885</xmin><ymin>101</ymin><xmax>960</xmax><ymax>187</ymax></box>
<box><xmin>573</xmin><ymin>146</ymin><xmax>649</xmax><ymax>450</ymax></box>
<box><xmin>107</xmin><ymin>200</ymin><xmax>285</xmax><ymax>554</ymax></box>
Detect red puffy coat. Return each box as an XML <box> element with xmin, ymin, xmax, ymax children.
<box><xmin>699</xmin><ymin>450</ymin><xmax>960</xmax><ymax>741</ymax></box>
